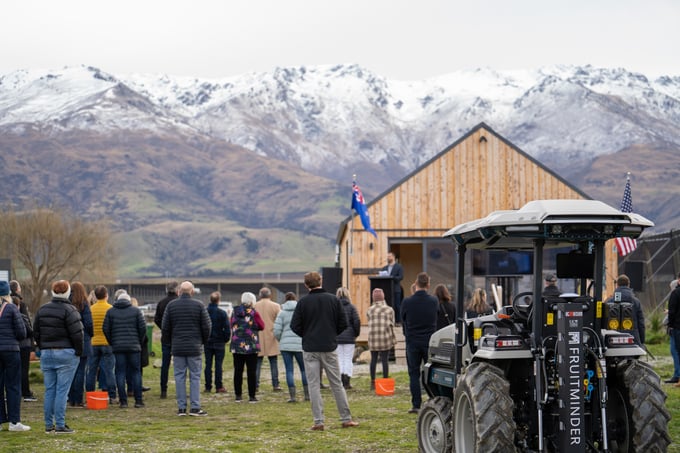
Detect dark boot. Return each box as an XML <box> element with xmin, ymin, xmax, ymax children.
<box><xmin>370</xmin><ymin>380</ymin><xmax>375</xmax><ymax>391</ymax></box>
<box><xmin>287</xmin><ymin>387</ymin><xmax>296</xmax><ymax>403</ymax></box>
<box><xmin>303</xmin><ymin>385</ymin><xmax>310</xmax><ymax>401</ymax></box>
<box><xmin>346</xmin><ymin>376</ymin><xmax>352</xmax><ymax>390</ymax></box>
<box><xmin>341</xmin><ymin>374</ymin><xmax>348</xmax><ymax>389</ymax></box>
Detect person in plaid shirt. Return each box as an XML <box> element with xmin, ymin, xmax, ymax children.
<box><xmin>367</xmin><ymin>288</ymin><xmax>395</xmax><ymax>391</ymax></box>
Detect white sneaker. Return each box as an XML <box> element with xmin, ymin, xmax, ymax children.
<box><xmin>9</xmin><ymin>422</ymin><xmax>31</xmax><ymax>431</ymax></box>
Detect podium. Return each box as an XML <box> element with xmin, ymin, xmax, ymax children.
<box><xmin>369</xmin><ymin>276</ymin><xmax>396</xmax><ymax>308</ymax></box>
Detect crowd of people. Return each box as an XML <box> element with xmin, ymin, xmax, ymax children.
<box><xmin>2</xmin><ymin>261</ymin><xmax>662</xmax><ymax>434</ymax></box>
<box><xmin>0</xmin><ymin>260</ymin><xmax>500</xmax><ymax>434</ymax></box>
<box><xmin>0</xmin><ymin>275</ymin><xmax>365</xmax><ymax>433</ymax></box>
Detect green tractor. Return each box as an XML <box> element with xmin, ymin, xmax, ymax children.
<box><xmin>417</xmin><ymin>199</ymin><xmax>670</xmax><ymax>452</ymax></box>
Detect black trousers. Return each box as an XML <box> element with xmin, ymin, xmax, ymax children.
<box><xmin>232</xmin><ymin>353</ymin><xmax>258</xmax><ymax>399</ymax></box>
<box><xmin>370</xmin><ymin>350</ymin><xmax>390</xmax><ymax>380</ymax></box>
<box><xmin>20</xmin><ymin>347</ymin><xmax>32</xmax><ymax>397</ymax></box>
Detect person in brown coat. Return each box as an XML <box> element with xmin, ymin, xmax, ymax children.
<box><xmin>367</xmin><ymin>288</ymin><xmax>396</xmax><ymax>390</ymax></box>
<box><xmin>254</xmin><ymin>287</ymin><xmax>282</xmax><ymax>392</ymax></box>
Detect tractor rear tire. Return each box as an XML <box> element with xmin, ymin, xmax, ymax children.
<box><xmin>452</xmin><ymin>362</ymin><xmax>517</xmax><ymax>453</ymax></box>
<box><xmin>417</xmin><ymin>396</ymin><xmax>453</xmax><ymax>453</ymax></box>
<box><xmin>608</xmin><ymin>359</ymin><xmax>671</xmax><ymax>452</ymax></box>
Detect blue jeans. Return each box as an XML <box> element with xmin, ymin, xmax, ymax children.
<box><xmin>406</xmin><ymin>343</ymin><xmax>429</xmax><ymax>409</ymax></box>
<box><xmin>672</xmin><ymin>329</ymin><xmax>680</xmax><ymax>379</ymax></box>
<box><xmin>204</xmin><ymin>345</ymin><xmax>225</xmax><ymax>390</ymax></box>
<box><xmin>281</xmin><ymin>351</ymin><xmax>307</xmax><ymax>388</ymax></box>
<box><xmin>86</xmin><ymin>345</ymin><xmax>116</xmax><ymax>399</ymax></box>
<box><xmin>0</xmin><ymin>350</ymin><xmax>22</xmax><ymax>424</ymax></box>
<box><xmin>40</xmin><ymin>348</ymin><xmax>79</xmax><ymax>429</ymax></box>
<box><xmin>114</xmin><ymin>352</ymin><xmax>141</xmax><ymax>403</ymax></box>
<box><xmin>256</xmin><ymin>355</ymin><xmax>280</xmax><ymax>388</ymax></box>
<box><xmin>68</xmin><ymin>355</ymin><xmax>88</xmax><ymax>405</ymax></box>
<box><xmin>161</xmin><ymin>343</ymin><xmax>172</xmax><ymax>393</ymax></box>
<box><xmin>174</xmin><ymin>355</ymin><xmax>202</xmax><ymax>410</ymax></box>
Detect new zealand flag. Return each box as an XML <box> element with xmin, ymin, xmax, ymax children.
<box><xmin>351</xmin><ymin>181</ymin><xmax>377</xmax><ymax>237</ymax></box>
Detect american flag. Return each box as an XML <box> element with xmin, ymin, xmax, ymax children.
<box><xmin>615</xmin><ymin>176</ymin><xmax>637</xmax><ymax>256</ymax></box>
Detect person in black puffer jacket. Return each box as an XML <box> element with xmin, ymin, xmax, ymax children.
<box><xmin>103</xmin><ymin>291</ymin><xmax>145</xmax><ymax>408</ymax></box>
<box><xmin>162</xmin><ymin>281</ymin><xmax>211</xmax><ymax>416</ymax></box>
<box><xmin>33</xmin><ymin>280</ymin><xmax>84</xmax><ymax>434</ymax></box>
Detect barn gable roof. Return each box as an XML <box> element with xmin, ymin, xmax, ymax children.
<box><xmin>337</xmin><ymin>122</ymin><xmax>591</xmax><ymax>243</ymax></box>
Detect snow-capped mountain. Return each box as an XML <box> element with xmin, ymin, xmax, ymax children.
<box><xmin>2</xmin><ymin>63</ymin><xmax>679</xmax><ymax>187</ymax></box>
<box><xmin>5</xmin><ymin>66</ymin><xmax>680</xmax><ymax>184</ymax></box>
<box><xmin>2</xmin><ymin>63</ymin><xmax>679</xmax><ymax>277</ymax></box>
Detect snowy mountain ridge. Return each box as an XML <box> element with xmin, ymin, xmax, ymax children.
<box><xmin>2</xmin><ymin>63</ymin><xmax>680</xmax><ymax>188</ymax></box>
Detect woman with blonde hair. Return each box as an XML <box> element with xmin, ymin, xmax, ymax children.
<box><xmin>465</xmin><ymin>288</ymin><xmax>493</xmax><ymax>318</ymax></box>
<box><xmin>335</xmin><ymin>287</ymin><xmax>360</xmax><ymax>389</ymax></box>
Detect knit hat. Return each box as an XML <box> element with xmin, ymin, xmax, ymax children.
<box><xmin>0</xmin><ymin>281</ymin><xmax>9</xmax><ymax>296</ymax></box>
<box><xmin>51</xmin><ymin>280</ymin><xmax>72</xmax><ymax>300</ymax></box>
<box><xmin>544</xmin><ymin>274</ymin><xmax>557</xmax><ymax>283</ymax></box>
<box><xmin>116</xmin><ymin>291</ymin><xmax>131</xmax><ymax>302</ymax></box>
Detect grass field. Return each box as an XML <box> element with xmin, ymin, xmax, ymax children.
<box><xmin>3</xmin><ymin>341</ymin><xmax>678</xmax><ymax>452</ymax></box>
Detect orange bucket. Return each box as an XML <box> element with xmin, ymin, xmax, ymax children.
<box><xmin>86</xmin><ymin>391</ymin><xmax>109</xmax><ymax>410</ymax></box>
<box><xmin>375</xmin><ymin>378</ymin><xmax>395</xmax><ymax>396</ymax></box>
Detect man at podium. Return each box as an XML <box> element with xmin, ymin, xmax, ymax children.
<box><xmin>380</xmin><ymin>252</ymin><xmax>404</xmax><ymax>323</ymax></box>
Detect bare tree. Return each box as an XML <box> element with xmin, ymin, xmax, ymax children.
<box><xmin>0</xmin><ymin>206</ymin><xmax>117</xmax><ymax>314</ymax></box>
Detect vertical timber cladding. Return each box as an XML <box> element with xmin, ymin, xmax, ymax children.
<box><xmin>340</xmin><ymin>123</ymin><xmax>617</xmax><ymax>325</ymax></box>
<box><xmin>556</xmin><ymin>303</ymin><xmax>586</xmax><ymax>451</ymax></box>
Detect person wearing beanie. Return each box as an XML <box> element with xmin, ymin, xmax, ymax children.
<box><xmin>542</xmin><ymin>274</ymin><xmax>561</xmax><ymax>297</ymax></box>
<box><xmin>604</xmin><ymin>274</ymin><xmax>646</xmax><ymax>345</ymax></box>
<box><xmin>0</xmin><ymin>280</ymin><xmax>30</xmax><ymax>431</ymax></box>
<box><xmin>103</xmin><ymin>290</ymin><xmax>146</xmax><ymax>408</ymax></box>
<box><xmin>33</xmin><ymin>280</ymin><xmax>84</xmax><ymax>434</ymax></box>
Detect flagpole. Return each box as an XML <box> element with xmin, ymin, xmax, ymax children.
<box><xmin>349</xmin><ymin>174</ymin><xmax>356</xmax><ymax>256</ymax></box>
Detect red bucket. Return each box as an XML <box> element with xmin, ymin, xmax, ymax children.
<box><xmin>375</xmin><ymin>378</ymin><xmax>395</xmax><ymax>396</ymax></box>
<box><xmin>86</xmin><ymin>391</ymin><xmax>109</xmax><ymax>410</ymax></box>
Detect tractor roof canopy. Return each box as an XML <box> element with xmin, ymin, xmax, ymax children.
<box><xmin>443</xmin><ymin>199</ymin><xmax>654</xmax><ymax>250</ymax></box>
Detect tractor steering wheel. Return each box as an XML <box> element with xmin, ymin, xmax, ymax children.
<box><xmin>512</xmin><ymin>292</ymin><xmax>534</xmax><ymax>321</ymax></box>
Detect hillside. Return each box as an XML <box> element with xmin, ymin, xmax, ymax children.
<box><xmin>1</xmin><ymin>128</ymin><xmax>347</xmax><ymax>277</ymax></box>
<box><xmin>1</xmin><ymin>63</ymin><xmax>679</xmax><ymax>277</ymax></box>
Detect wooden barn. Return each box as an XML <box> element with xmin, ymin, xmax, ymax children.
<box><xmin>336</xmin><ymin>122</ymin><xmax>620</xmax><ymax>330</ymax></box>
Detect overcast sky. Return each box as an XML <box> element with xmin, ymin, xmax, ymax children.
<box><xmin>2</xmin><ymin>0</ymin><xmax>678</xmax><ymax>80</ymax></box>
